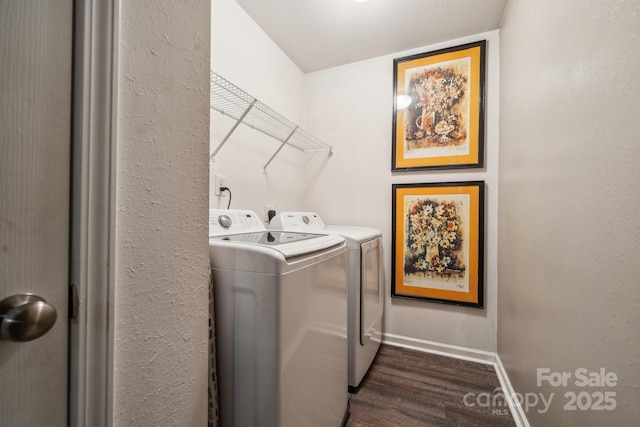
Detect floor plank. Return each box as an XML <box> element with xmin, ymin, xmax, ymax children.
<box><xmin>345</xmin><ymin>345</ymin><xmax>516</xmax><ymax>427</ymax></box>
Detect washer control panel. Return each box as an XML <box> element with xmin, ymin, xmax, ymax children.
<box><xmin>209</xmin><ymin>209</ymin><xmax>265</xmax><ymax>236</ymax></box>
<box><xmin>218</xmin><ymin>214</ymin><xmax>232</xmax><ymax>228</ymax></box>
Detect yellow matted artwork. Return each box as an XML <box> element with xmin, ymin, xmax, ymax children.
<box><xmin>392</xmin><ymin>41</ymin><xmax>486</xmax><ymax>171</ymax></box>
<box><xmin>392</xmin><ymin>182</ymin><xmax>484</xmax><ymax>307</ymax></box>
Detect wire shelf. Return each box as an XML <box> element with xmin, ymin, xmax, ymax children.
<box><xmin>210</xmin><ymin>73</ymin><xmax>332</xmax><ymax>168</ymax></box>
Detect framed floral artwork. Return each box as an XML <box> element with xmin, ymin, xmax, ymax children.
<box><xmin>391</xmin><ymin>181</ymin><xmax>484</xmax><ymax>307</ymax></box>
<box><xmin>392</xmin><ymin>40</ymin><xmax>486</xmax><ymax>171</ymax></box>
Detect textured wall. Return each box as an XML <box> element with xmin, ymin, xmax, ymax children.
<box><xmin>114</xmin><ymin>0</ymin><xmax>210</xmax><ymax>425</ymax></box>
<box><xmin>499</xmin><ymin>0</ymin><xmax>640</xmax><ymax>424</ymax></box>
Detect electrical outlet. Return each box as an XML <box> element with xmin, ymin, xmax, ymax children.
<box><xmin>215</xmin><ymin>174</ymin><xmax>226</xmax><ymax>196</ymax></box>
<box><xmin>264</xmin><ymin>204</ymin><xmax>276</xmax><ymax>223</ymax></box>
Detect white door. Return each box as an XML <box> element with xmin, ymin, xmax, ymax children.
<box><xmin>0</xmin><ymin>1</ymin><xmax>73</xmax><ymax>426</ymax></box>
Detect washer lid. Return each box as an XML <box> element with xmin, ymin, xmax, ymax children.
<box><xmin>322</xmin><ymin>225</ymin><xmax>381</xmax><ymax>244</ymax></box>
<box><xmin>210</xmin><ymin>230</ymin><xmax>345</xmax><ymax>260</ymax></box>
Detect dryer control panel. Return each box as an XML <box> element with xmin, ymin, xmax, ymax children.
<box><xmin>209</xmin><ymin>209</ymin><xmax>265</xmax><ymax>236</ymax></box>
<box><xmin>269</xmin><ymin>211</ymin><xmax>325</xmax><ymax>231</ymax></box>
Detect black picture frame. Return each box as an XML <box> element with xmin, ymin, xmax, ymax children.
<box><xmin>391</xmin><ymin>181</ymin><xmax>485</xmax><ymax>308</ymax></box>
<box><xmin>392</xmin><ymin>40</ymin><xmax>486</xmax><ymax>171</ymax></box>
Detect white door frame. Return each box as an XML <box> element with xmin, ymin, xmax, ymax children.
<box><xmin>70</xmin><ymin>0</ymin><xmax>119</xmax><ymax>425</ymax></box>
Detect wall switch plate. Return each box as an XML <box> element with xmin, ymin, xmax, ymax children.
<box><xmin>214</xmin><ymin>174</ymin><xmax>226</xmax><ymax>196</ymax></box>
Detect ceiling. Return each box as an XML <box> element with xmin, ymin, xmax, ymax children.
<box><xmin>235</xmin><ymin>0</ymin><xmax>509</xmax><ymax>73</ymax></box>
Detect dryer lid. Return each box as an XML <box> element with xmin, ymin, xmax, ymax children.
<box><xmin>270</xmin><ymin>212</ymin><xmax>381</xmax><ymax>244</ymax></box>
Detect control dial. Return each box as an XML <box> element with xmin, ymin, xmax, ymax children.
<box><xmin>218</xmin><ymin>214</ymin><xmax>232</xmax><ymax>228</ymax></box>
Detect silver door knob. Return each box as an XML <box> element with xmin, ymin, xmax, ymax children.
<box><xmin>0</xmin><ymin>294</ymin><xmax>57</xmax><ymax>342</ymax></box>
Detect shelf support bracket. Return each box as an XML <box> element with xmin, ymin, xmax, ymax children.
<box><xmin>210</xmin><ymin>98</ymin><xmax>257</xmax><ymax>160</ymax></box>
<box><xmin>263</xmin><ymin>126</ymin><xmax>297</xmax><ymax>170</ymax></box>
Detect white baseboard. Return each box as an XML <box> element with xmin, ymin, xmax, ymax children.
<box><xmin>382</xmin><ymin>332</ymin><xmax>497</xmax><ymax>364</ymax></box>
<box><xmin>493</xmin><ymin>353</ymin><xmax>530</xmax><ymax>427</ymax></box>
<box><xmin>381</xmin><ymin>332</ymin><xmax>529</xmax><ymax>427</ymax></box>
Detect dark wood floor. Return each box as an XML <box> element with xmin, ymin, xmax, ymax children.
<box><xmin>345</xmin><ymin>345</ymin><xmax>516</xmax><ymax>427</ymax></box>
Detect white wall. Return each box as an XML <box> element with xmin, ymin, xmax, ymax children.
<box><xmin>210</xmin><ymin>0</ymin><xmax>321</xmax><ymax>219</ymax></box>
<box><xmin>114</xmin><ymin>1</ymin><xmax>210</xmax><ymax>425</ymax></box>
<box><xmin>499</xmin><ymin>0</ymin><xmax>640</xmax><ymax>424</ymax></box>
<box><xmin>303</xmin><ymin>32</ymin><xmax>500</xmax><ymax>352</ymax></box>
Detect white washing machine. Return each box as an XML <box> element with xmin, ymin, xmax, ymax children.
<box><xmin>270</xmin><ymin>212</ymin><xmax>384</xmax><ymax>389</ymax></box>
<box><xmin>209</xmin><ymin>209</ymin><xmax>349</xmax><ymax>427</ymax></box>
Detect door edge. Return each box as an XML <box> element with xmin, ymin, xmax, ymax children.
<box><xmin>70</xmin><ymin>1</ymin><xmax>119</xmax><ymax>426</ymax></box>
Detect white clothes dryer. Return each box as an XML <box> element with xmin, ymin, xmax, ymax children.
<box><xmin>270</xmin><ymin>212</ymin><xmax>384</xmax><ymax>389</ymax></box>
<box><xmin>209</xmin><ymin>209</ymin><xmax>349</xmax><ymax>427</ymax></box>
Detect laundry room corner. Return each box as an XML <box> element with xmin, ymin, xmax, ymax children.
<box><xmin>209</xmin><ymin>0</ymin><xmax>328</xmax><ymax>220</ymax></box>
<box><xmin>210</xmin><ymin>0</ymin><xmax>500</xmax><ymax>354</ymax></box>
